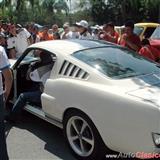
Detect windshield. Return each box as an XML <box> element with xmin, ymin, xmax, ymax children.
<box><xmin>72</xmin><ymin>47</ymin><xmax>160</xmax><ymax>79</ymax></box>
<box><xmin>151</xmin><ymin>26</ymin><xmax>160</xmax><ymax>39</ymax></box>
<box><xmin>134</xmin><ymin>26</ymin><xmax>144</xmax><ymax>36</ymax></box>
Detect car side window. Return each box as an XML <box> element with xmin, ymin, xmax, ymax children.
<box><xmin>25</xmin><ymin>49</ymin><xmax>56</xmax><ymax>80</ymax></box>
<box><xmin>144</xmin><ymin>27</ymin><xmax>156</xmax><ymax>39</ymax></box>
<box><xmin>16</xmin><ymin>48</ymin><xmax>56</xmax><ymax>95</ymax></box>
<box><xmin>20</xmin><ymin>49</ymin><xmax>56</xmax><ymax>66</ymax></box>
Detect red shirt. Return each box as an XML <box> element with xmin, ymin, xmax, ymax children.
<box><xmin>119</xmin><ymin>33</ymin><xmax>141</xmax><ymax>51</ymax></box>
<box><xmin>139</xmin><ymin>45</ymin><xmax>160</xmax><ymax>62</ymax></box>
<box><xmin>101</xmin><ymin>31</ymin><xmax>119</xmax><ymax>44</ymax></box>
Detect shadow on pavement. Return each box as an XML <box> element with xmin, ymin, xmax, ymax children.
<box><xmin>5</xmin><ymin>112</ymin><xmax>139</xmax><ymax>160</ymax></box>
<box><xmin>5</xmin><ymin>111</ymin><xmax>76</xmax><ymax>160</ymax></box>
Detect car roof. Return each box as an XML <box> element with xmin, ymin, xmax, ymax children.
<box><xmin>28</xmin><ymin>39</ymin><xmax>113</xmax><ymax>55</ymax></box>
<box><xmin>135</xmin><ymin>23</ymin><xmax>159</xmax><ymax>27</ymax></box>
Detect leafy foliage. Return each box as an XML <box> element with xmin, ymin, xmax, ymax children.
<box><xmin>0</xmin><ymin>0</ymin><xmax>159</xmax><ymax>26</ymax></box>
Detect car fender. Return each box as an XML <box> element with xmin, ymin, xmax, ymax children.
<box><xmin>42</xmin><ymin>78</ymin><xmax>160</xmax><ymax>154</ymax></box>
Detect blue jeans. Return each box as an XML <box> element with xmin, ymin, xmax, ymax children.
<box><xmin>11</xmin><ymin>90</ymin><xmax>42</xmax><ymax>118</ymax></box>
<box><xmin>0</xmin><ymin>94</ymin><xmax>9</xmax><ymax>160</ymax></box>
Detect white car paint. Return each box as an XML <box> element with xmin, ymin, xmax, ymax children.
<box><xmin>11</xmin><ymin>40</ymin><xmax>160</xmax><ymax>157</ymax></box>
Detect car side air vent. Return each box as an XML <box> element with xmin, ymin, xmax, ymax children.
<box><xmin>59</xmin><ymin>60</ymin><xmax>89</xmax><ymax>80</ymax></box>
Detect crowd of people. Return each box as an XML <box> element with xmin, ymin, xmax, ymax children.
<box><xmin>0</xmin><ymin>18</ymin><xmax>160</xmax><ymax>159</ymax></box>
<box><xmin>0</xmin><ymin>19</ymin><xmax>160</xmax><ymax>62</ymax></box>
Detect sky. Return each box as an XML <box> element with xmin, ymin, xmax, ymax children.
<box><xmin>66</xmin><ymin>0</ymin><xmax>80</xmax><ymax>12</ymax></box>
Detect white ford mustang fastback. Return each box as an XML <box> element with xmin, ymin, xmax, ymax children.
<box><xmin>9</xmin><ymin>39</ymin><xmax>160</xmax><ymax>160</ymax></box>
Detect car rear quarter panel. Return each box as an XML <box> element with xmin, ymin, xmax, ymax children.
<box><xmin>42</xmin><ymin>78</ymin><xmax>160</xmax><ymax>154</ymax></box>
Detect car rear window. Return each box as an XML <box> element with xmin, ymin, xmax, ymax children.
<box><xmin>72</xmin><ymin>47</ymin><xmax>160</xmax><ymax>79</ymax></box>
<box><xmin>151</xmin><ymin>26</ymin><xmax>160</xmax><ymax>39</ymax></box>
<box><xmin>143</xmin><ymin>27</ymin><xmax>156</xmax><ymax>38</ymax></box>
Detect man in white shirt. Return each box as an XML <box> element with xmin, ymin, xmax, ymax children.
<box><xmin>6</xmin><ymin>52</ymin><xmax>54</xmax><ymax>122</ymax></box>
<box><xmin>61</xmin><ymin>23</ymin><xmax>75</xmax><ymax>39</ymax></box>
<box><xmin>7</xmin><ymin>24</ymin><xmax>32</xmax><ymax>58</ymax></box>
<box><xmin>0</xmin><ymin>44</ymin><xmax>13</xmax><ymax>160</ymax></box>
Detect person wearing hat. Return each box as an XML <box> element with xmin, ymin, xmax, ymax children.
<box><xmin>75</xmin><ymin>20</ymin><xmax>93</xmax><ymax>40</ymax></box>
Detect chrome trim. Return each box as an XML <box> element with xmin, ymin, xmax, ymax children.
<box><xmin>13</xmin><ymin>69</ymin><xmax>17</xmax><ymax>103</ymax></box>
<box><xmin>24</xmin><ymin>104</ymin><xmax>63</xmax><ymax>129</ymax></box>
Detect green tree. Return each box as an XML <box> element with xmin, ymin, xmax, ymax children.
<box><xmin>0</xmin><ymin>0</ymin><xmax>159</xmax><ymax>26</ymax></box>
<box><xmin>41</xmin><ymin>0</ymin><xmax>69</xmax><ymax>24</ymax></box>
<box><xmin>78</xmin><ymin>0</ymin><xmax>160</xmax><ymax>24</ymax></box>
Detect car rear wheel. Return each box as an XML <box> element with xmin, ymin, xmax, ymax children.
<box><xmin>63</xmin><ymin>110</ymin><xmax>105</xmax><ymax>160</ymax></box>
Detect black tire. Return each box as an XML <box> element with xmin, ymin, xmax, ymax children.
<box><xmin>63</xmin><ymin>110</ymin><xmax>106</xmax><ymax>160</ymax></box>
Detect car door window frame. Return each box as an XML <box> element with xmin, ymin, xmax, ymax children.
<box><xmin>11</xmin><ymin>48</ymin><xmax>56</xmax><ymax>103</ymax></box>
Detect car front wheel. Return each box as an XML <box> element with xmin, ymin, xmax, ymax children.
<box><xmin>63</xmin><ymin>110</ymin><xmax>105</xmax><ymax>160</ymax></box>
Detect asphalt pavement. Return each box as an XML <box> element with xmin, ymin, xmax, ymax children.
<box><xmin>5</xmin><ymin>111</ymin><xmax>76</xmax><ymax>160</ymax></box>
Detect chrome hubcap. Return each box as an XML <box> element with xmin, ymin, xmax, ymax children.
<box><xmin>66</xmin><ymin>116</ymin><xmax>94</xmax><ymax>157</ymax></box>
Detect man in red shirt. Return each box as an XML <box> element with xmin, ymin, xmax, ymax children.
<box><xmin>139</xmin><ymin>39</ymin><xmax>160</xmax><ymax>62</ymax></box>
<box><xmin>99</xmin><ymin>22</ymin><xmax>119</xmax><ymax>44</ymax></box>
<box><xmin>119</xmin><ymin>21</ymin><xmax>141</xmax><ymax>52</ymax></box>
